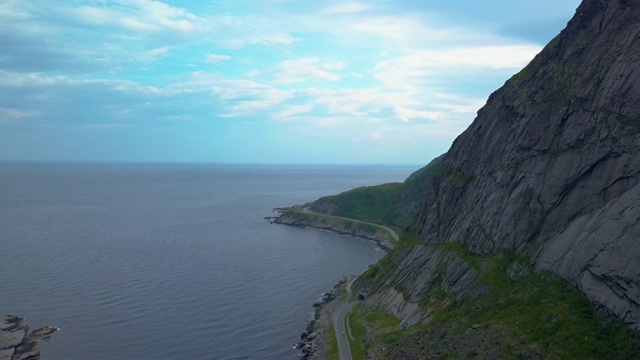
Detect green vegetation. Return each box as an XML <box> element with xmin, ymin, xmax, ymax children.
<box><xmin>315</xmin><ymin>182</ymin><xmax>403</xmax><ymax>226</ymax></box>
<box><xmin>509</xmin><ymin>64</ymin><xmax>533</xmax><ymax>86</ymax></box>
<box><xmin>348</xmin><ymin>304</ymin><xmax>367</xmax><ymax>360</ymax></box>
<box><xmin>377</xmin><ymin>243</ymin><xmax>640</xmax><ymax>359</ymax></box>
<box><xmin>327</xmin><ymin>324</ymin><xmax>339</xmax><ymax>360</ymax></box>
<box><xmin>283</xmin><ymin>145</ymin><xmax>640</xmax><ymax>358</ymax></box>
<box><xmin>337</xmin><ymin>284</ymin><xmax>347</xmax><ymax>296</ymax></box>
<box><xmin>359</xmin><ymin>244</ymin><xmax>411</xmax><ymax>292</ymax></box>
<box><xmin>310</xmin><ymin>156</ymin><xmax>443</xmax><ymax>229</ymax></box>
<box><xmin>362</xmin><ymin>308</ymin><xmax>401</xmax><ymax>331</ymax></box>
<box><xmin>281</xmin><ymin>208</ymin><xmax>386</xmax><ymax>238</ymax></box>
<box><xmin>447</xmin><ymin>171</ymin><xmax>473</xmax><ymax>183</ymax></box>
<box><xmin>343</xmin><ymin>304</ymin><xmax>403</xmax><ymax>358</ymax></box>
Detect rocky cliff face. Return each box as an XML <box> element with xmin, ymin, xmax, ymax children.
<box><xmin>360</xmin><ymin>0</ymin><xmax>640</xmax><ymax>329</ymax></box>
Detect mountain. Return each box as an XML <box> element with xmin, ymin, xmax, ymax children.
<box><xmin>345</xmin><ymin>0</ymin><xmax>640</xmax><ymax>357</ymax></box>
<box><xmin>309</xmin><ymin>155</ymin><xmax>443</xmax><ymax>230</ymax></box>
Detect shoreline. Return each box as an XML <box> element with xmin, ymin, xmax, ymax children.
<box><xmin>268</xmin><ymin>207</ymin><xmax>393</xmax><ymax>252</ymax></box>
<box><xmin>0</xmin><ymin>315</ymin><xmax>58</xmax><ymax>360</ymax></box>
<box><xmin>293</xmin><ymin>278</ymin><xmax>350</xmax><ymax>360</ymax></box>
<box><xmin>268</xmin><ymin>208</ymin><xmax>379</xmax><ymax>359</ymax></box>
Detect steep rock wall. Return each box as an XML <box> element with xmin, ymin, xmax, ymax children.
<box><xmin>370</xmin><ymin>0</ymin><xmax>640</xmax><ymax>329</ymax></box>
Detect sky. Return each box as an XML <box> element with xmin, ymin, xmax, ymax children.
<box><xmin>0</xmin><ymin>0</ymin><xmax>581</xmax><ymax>165</ymax></box>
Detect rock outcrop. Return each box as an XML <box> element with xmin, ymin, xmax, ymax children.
<box><xmin>360</xmin><ymin>0</ymin><xmax>640</xmax><ymax>329</ymax></box>
<box><xmin>0</xmin><ymin>316</ymin><xmax>57</xmax><ymax>360</ymax></box>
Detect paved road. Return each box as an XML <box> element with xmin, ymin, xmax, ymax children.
<box><xmin>333</xmin><ymin>300</ymin><xmax>355</xmax><ymax>360</ymax></box>
<box><xmin>302</xmin><ymin>207</ymin><xmax>399</xmax><ymax>242</ymax></box>
<box><xmin>332</xmin><ymin>279</ymin><xmax>358</xmax><ymax>360</ymax></box>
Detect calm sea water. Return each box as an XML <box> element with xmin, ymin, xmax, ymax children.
<box><xmin>0</xmin><ymin>163</ymin><xmax>416</xmax><ymax>360</ymax></box>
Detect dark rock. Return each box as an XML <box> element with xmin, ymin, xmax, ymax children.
<box><xmin>356</xmin><ymin>0</ymin><xmax>640</xmax><ymax>330</ymax></box>
<box><xmin>0</xmin><ymin>316</ymin><xmax>57</xmax><ymax>360</ymax></box>
<box><xmin>507</xmin><ymin>262</ymin><xmax>529</xmax><ymax>282</ymax></box>
<box><xmin>419</xmin><ymin>0</ymin><xmax>640</xmax><ymax>329</ymax></box>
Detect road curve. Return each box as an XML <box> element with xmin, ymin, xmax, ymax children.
<box><xmin>302</xmin><ymin>207</ymin><xmax>399</xmax><ymax>242</ymax></box>
<box><xmin>333</xmin><ymin>301</ymin><xmax>355</xmax><ymax>360</ymax></box>
<box><xmin>332</xmin><ymin>279</ymin><xmax>358</xmax><ymax>360</ymax></box>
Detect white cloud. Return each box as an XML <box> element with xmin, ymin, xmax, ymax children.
<box><xmin>147</xmin><ymin>47</ymin><xmax>171</xmax><ymax>57</ymax></box>
<box><xmin>323</xmin><ymin>61</ymin><xmax>347</xmax><ymax>70</ymax></box>
<box><xmin>324</xmin><ymin>2</ymin><xmax>371</xmax><ymax>15</ymax></box>
<box><xmin>0</xmin><ymin>0</ymin><xmax>570</xmax><ymax>163</ymax></box>
<box><xmin>274</xmin><ymin>104</ymin><xmax>315</xmax><ymax>120</ymax></box>
<box><xmin>205</xmin><ymin>54</ymin><xmax>231</xmax><ymax>63</ymax></box>
<box><xmin>142</xmin><ymin>46</ymin><xmax>171</xmax><ymax>62</ymax></box>
<box><xmin>370</xmin><ymin>131</ymin><xmax>384</xmax><ymax>141</ymax></box>
<box><xmin>345</xmin><ymin>15</ymin><xmax>462</xmax><ymax>50</ymax></box>
<box><xmin>0</xmin><ymin>108</ymin><xmax>40</xmax><ymax>122</ymax></box>
<box><xmin>274</xmin><ymin>58</ymin><xmax>343</xmax><ymax>84</ymax></box>
<box><xmin>187</xmin><ymin>72</ymin><xmax>291</xmax><ymax>116</ymax></box>
<box><xmin>393</xmin><ymin>108</ymin><xmax>443</xmax><ymax>123</ymax></box>
<box><xmin>80</xmin><ymin>123</ymin><xmax>130</xmax><ymax>131</ymax></box>
<box><xmin>372</xmin><ymin>45</ymin><xmax>540</xmax><ymax>90</ymax></box>
<box><xmin>0</xmin><ymin>71</ymin><xmax>163</xmax><ymax>96</ymax></box>
<box><xmin>70</xmin><ymin>1</ymin><xmax>196</xmax><ymax>32</ymax></box>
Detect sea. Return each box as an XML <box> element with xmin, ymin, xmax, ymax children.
<box><xmin>0</xmin><ymin>163</ymin><xmax>417</xmax><ymax>360</ymax></box>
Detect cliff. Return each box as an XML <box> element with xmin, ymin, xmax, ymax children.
<box><xmin>356</xmin><ymin>0</ymin><xmax>640</xmax><ymax>333</ymax></box>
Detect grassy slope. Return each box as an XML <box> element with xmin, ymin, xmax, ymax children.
<box><xmin>327</xmin><ymin>324</ymin><xmax>339</xmax><ymax>360</ymax></box>
<box><xmin>361</xmin><ymin>240</ymin><xmax>640</xmax><ymax>359</ymax></box>
<box><xmin>282</xmin><ymin>153</ymin><xmax>640</xmax><ymax>357</ymax></box>
<box><xmin>310</xmin><ymin>155</ymin><xmax>443</xmax><ymax>229</ymax></box>
<box><xmin>276</xmin><ymin>208</ymin><xmax>388</xmax><ymax>241</ymax></box>
<box><xmin>348</xmin><ymin>304</ymin><xmax>367</xmax><ymax>360</ymax></box>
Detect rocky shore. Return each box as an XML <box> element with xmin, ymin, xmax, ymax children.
<box><xmin>268</xmin><ymin>208</ymin><xmax>387</xmax><ymax>358</ymax></box>
<box><xmin>0</xmin><ymin>316</ymin><xmax>57</xmax><ymax>360</ymax></box>
<box><xmin>293</xmin><ymin>278</ymin><xmax>348</xmax><ymax>359</ymax></box>
<box><xmin>269</xmin><ymin>207</ymin><xmax>393</xmax><ymax>252</ymax></box>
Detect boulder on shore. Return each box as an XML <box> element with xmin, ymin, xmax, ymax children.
<box><xmin>0</xmin><ymin>315</ymin><xmax>57</xmax><ymax>360</ymax></box>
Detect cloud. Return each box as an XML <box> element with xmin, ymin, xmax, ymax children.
<box><xmin>69</xmin><ymin>1</ymin><xmax>196</xmax><ymax>33</ymax></box>
<box><xmin>79</xmin><ymin>123</ymin><xmax>131</xmax><ymax>131</ymax></box>
<box><xmin>0</xmin><ymin>108</ymin><xmax>41</xmax><ymax>124</ymax></box>
<box><xmin>324</xmin><ymin>2</ymin><xmax>371</xmax><ymax>15</ymax></box>
<box><xmin>372</xmin><ymin>45</ymin><xmax>541</xmax><ymax>90</ymax></box>
<box><xmin>370</xmin><ymin>131</ymin><xmax>384</xmax><ymax>141</ymax></box>
<box><xmin>0</xmin><ymin>0</ymin><xmax>580</xmax><ymax>163</ymax></box>
<box><xmin>393</xmin><ymin>108</ymin><xmax>442</xmax><ymax>123</ymax></box>
<box><xmin>186</xmin><ymin>72</ymin><xmax>292</xmax><ymax>116</ymax></box>
<box><xmin>0</xmin><ymin>71</ymin><xmax>181</xmax><ymax>129</ymax></box>
<box><xmin>209</xmin><ymin>16</ymin><xmax>301</xmax><ymax>47</ymax></box>
<box><xmin>273</xmin><ymin>58</ymin><xmax>344</xmax><ymax>84</ymax></box>
<box><xmin>323</xmin><ymin>61</ymin><xmax>347</xmax><ymax>70</ymax></box>
<box><xmin>142</xmin><ymin>46</ymin><xmax>172</xmax><ymax>62</ymax></box>
<box><xmin>344</xmin><ymin>14</ymin><xmax>463</xmax><ymax>50</ymax></box>
<box><xmin>205</xmin><ymin>54</ymin><xmax>232</xmax><ymax>64</ymax></box>
<box><xmin>274</xmin><ymin>104</ymin><xmax>315</xmax><ymax>120</ymax></box>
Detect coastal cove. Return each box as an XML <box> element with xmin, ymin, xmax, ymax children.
<box><xmin>0</xmin><ymin>163</ymin><xmax>416</xmax><ymax>360</ymax></box>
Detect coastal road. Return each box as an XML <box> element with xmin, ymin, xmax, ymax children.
<box><xmin>302</xmin><ymin>207</ymin><xmax>399</xmax><ymax>242</ymax></box>
<box><xmin>332</xmin><ymin>279</ymin><xmax>356</xmax><ymax>360</ymax></box>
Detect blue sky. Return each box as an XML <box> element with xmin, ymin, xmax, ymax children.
<box><xmin>0</xmin><ymin>0</ymin><xmax>581</xmax><ymax>165</ymax></box>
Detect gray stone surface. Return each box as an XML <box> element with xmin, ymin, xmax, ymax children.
<box><xmin>0</xmin><ymin>329</ymin><xmax>25</xmax><ymax>351</ymax></box>
<box><xmin>0</xmin><ymin>349</ymin><xmax>14</xmax><ymax>360</ymax></box>
<box><xmin>0</xmin><ymin>316</ymin><xmax>57</xmax><ymax>360</ymax></box>
<box><xmin>363</xmin><ymin>0</ymin><xmax>640</xmax><ymax>329</ymax></box>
